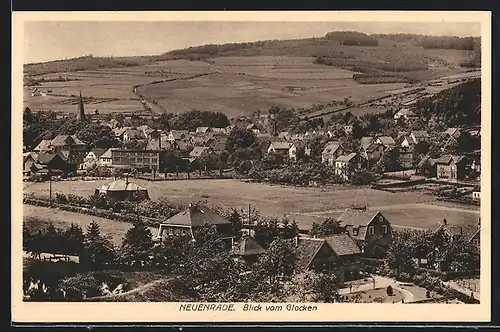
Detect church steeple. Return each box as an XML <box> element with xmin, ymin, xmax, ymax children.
<box><xmin>76</xmin><ymin>91</ymin><xmax>86</xmax><ymax>122</ymax></box>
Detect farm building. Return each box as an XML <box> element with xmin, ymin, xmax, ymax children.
<box><xmin>96</xmin><ymin>179</ymin><xmax>149</xmax><ymax>201</ymax></box>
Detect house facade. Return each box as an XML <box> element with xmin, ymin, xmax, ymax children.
<box><xmin>47</xmin><ymin>135</ymin><xmax>88</xmax><ymax>165</ymax></box>
<box><xmin>267</xmin><ymin>142</ymin><xmax>297</xmax><ymax>161</ymax></box>
<box><xmin>434</xmin><ymin>155</ymin><xmax>469</xmax><ymax>181</ymax></box>
<box><xmin>334</xmin><ymin>153</ymin><xmax>364</xmax><ymax>181</ymax></box>
<box><xmin>337</xmin><ymin>207</ymin><xmax>393</xmax><ymax>250</ymax></box>
<box><xmin>321</xmin><ymin>142</ymin><xmax>345</xmax><ymax>165</ymax></box>
<box><xmin>296</xmin><ymin>234</ymin><xmax>362</xmax><ymax>284</ymax></box>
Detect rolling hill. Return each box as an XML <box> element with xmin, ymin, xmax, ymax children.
<box><xmin>23</xmin><ymin>31</ymin><xmax>481</xmax><ymax>118</ymax></box>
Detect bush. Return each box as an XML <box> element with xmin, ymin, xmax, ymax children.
<box><xmin>386</xmin><ymin>285</ymin><xmax>394</xmax><ymax>296</ymax></box>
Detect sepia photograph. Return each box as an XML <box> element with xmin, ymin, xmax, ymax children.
<box><xmin>12</xmin><ymin>11</ymin><xmax>491</xmax><ymax>323</ymax></box>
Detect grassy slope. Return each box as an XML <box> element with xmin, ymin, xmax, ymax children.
<box><xmin>23</xmin><ymin>205</ymin><xmax>158</xmax><ymax>246</ymax></box>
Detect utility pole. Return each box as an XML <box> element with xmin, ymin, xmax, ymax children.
<box><xmin>48</xmin><ymin>167</ymin><xmax>52</xmax><ymax>207</ymax></box>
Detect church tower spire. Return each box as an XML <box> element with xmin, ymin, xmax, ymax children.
<box><xmin>76</xmin><ymin>91</ymin><xmax>86</xmax><ymax>122</ymax></box>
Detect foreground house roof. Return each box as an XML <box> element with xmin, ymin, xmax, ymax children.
<box><xmin>336</xmin><ymin>153</ymin><xmax>358</xmax><ymax>162</ymax></box>
<box><xmin>337</xmin><ymin>208</ymin><xmax>381</xmax><ymax>228</ymax></box>
<box><xmin>163</xmin><ymin>205</ymin><xmax>231</xmax><ymax>227</ymax></box>
<box><xmin>232</xmin><ymin>236</ymin><xmax>266</xmax><ymax>256</ymax></box>
<box><xmin>296</xmin><ymin>238</ymin><xmax>329</xmax><ymax>270</ymax></box>
<box><xmin>325</xmin><ymin>234</ymin><xmax>362</xmax><ymax>256</ymax></box>
<box><xmin>50</xmin><ymin>134</ymin><xmax>86</xmax><ymax>146</ymax></box>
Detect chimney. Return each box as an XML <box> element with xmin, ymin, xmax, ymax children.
<box><xmin>442</xmin><ymin>219</ymin><xmax>447</xmax><ymax>226</ymax></box>
<box><xmin>294</xmin><ymin>234</ymin><xmax>299</xmax><ymax>247</ymax></box>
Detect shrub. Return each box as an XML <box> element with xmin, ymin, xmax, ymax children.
<box><xmin>373</xmin><ymin>296</ymin><xmax>384</xmax><ymax>303</ymax></box>
<box><xmin>426</xmin><ymin>289</ymin><xmax>431</xmax><ymax>298</ymax></box>
<box><xmin>386</xmin><ymin>285</ymin><xmax>394</xmax><ymax>296</ymax></box>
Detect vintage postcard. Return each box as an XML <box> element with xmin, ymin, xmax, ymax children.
<box><xmin>12</xmin><ymin>11</ymin><xmax>491</xmax><ymax>324</ymax></box>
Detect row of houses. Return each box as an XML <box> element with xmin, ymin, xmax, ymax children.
<box><xmin>155</xmin><ymin>203</ymin><xmax>480</xmax><ymax>283</ymax></box>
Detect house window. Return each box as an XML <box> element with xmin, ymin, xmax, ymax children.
<box><xmin>353</xmin><ymin>229</ymin><xmax>358</xmax><ymax>236</ymax></box>
<box><xmin>368</xmin><ymin>226</ymin><xmax>375</xmax><ymax>235</ymax></box>
<box><xmin>382</xmin><ymin>225</ymin><xmax>388</xmax><ymax>234</ymax></box>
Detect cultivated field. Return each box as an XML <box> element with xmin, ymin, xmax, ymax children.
<box><xmin>23</xmin><ymin>205</ymin><xmax>158</xmax><ymax>246</ymax></box>
<box><xmin>23</xmin><ymin>179</ymin><xmax>479</xmax><ymax>231</ymax></box>
<box><xmin>24</xmin><ymin>51</ymin><xmax>478</xmax><ymax>118</ymax></box>
<box><xmin>139</xmin><ymin>56</ymin><xmax>409</xmax><ymax>117</ymax></box>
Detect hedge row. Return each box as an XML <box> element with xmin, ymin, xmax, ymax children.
<box><xmin>23</xmin><ymin>197</ymin><xmax>162</xmax><ymax>228</ymax></box>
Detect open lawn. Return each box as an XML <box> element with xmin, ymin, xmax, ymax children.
<box><xmin>23</xmin><ymin>205</ymin><xmax>158</xmax><ymax>246</ymax></box>
<box><xmin>23</xmin><ymin>179</ymin><xmax>478</xmax><ymax>230</ymax></box>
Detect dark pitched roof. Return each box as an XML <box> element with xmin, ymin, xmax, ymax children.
<box><xmin>296</xmin><ymin>238</ymin><xmax>328</xmax><ymax>270</ymax></box>
<box><xmin>436</xmin><ymin>223</ymin><xmax>480</xmax><ymax>243</ymax></box>
<box><xmin>189</xmin><ymin>146</ymin><xmax>211</xmax><ymax>158</ymax></box>
<box><xmin>34</xmin><ymin>139</ymin><xmax>52</xmax><ymax>152</ymax></box>
<box><xmin>337</xmin><ymin>208</ymin><xmax>381</xmax><ymax>228</ymax></box>
<box><xmin>376</xmin><ymin>136</ymin><xmax>396</xmax><ymax>147</ymax></box>
<box><xmin>90</xmin><ymin>148</ymin><xmax>107</xmax><ymax>158</ymax></box>
<box><xmin>325</xmin><ymin>234</ymin><xmax>362</xmax><ymax>257</ymax></box>
<box><xmin>232</xmin><ymin>236</ymin><xmax>266</xmax><ymax>256</ymax></box>
<box><xmin>434</xmin><ymin>154</ymin><xmax>467</xmax><ymax>165</ymax></box>
<box><xmin>336</xmin><ymin>153</ymin><xmax>358</xmax><ymax>162</ymax></box>
<box><xmin>50</xmin><ymin>135</ymin><xmax>85</xmax><ymax>146</ymax></box>
<box><xmin>360</xmin><ymin>137</ymin><xmax>374</xmax><ymax>149</ymax></box>
<box><xmin>37</xmin><ymin>152</ymin><xmax>66</xmax><ymax>165</ymax></box>
<box><xmin>163</xmin><ymin>205</ymin><xmax>231</xmax><ymax>227</ymax></box>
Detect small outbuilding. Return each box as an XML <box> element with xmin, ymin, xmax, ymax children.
<box><xmin>95</xmin><ymin>179</ymin><xmax>149</xmax><ymax>201</ymax></box>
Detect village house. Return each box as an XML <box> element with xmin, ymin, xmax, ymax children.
<box><xmin>48</xmin><ymin>134</ymin><xmax>88</xmax><ymax>165</ymax></box>
<box><xmin>231</xmin><ymin>236</ymin><xmax>266</xmax><ymax>263</ymax></box>
<box><xmin>337</xmin><ymin>207</ymin><xmax>393</xmax><ymax>251</ymax></box>
<box><xmin>430</xmin><ymin>219</ymin><xmax>481</xmax><ymax>270</ymax></box>
<box><xmin>113</xmin><ymin>127</ymin><xmax>132</xmax><ymax>141</ymax></box>
<box><xmin>23</xmin><ymin>152</ymin><xmax>75</xmax><ymax>176</ymax></box>
<box><xmin>334</xmin><ymin>153</ymin><xmax>364</xmax><ymax>181</ymax></box>
<box><xmin>267</xmin><ymin>142</ymin><xmax>297</xmax><ymax>161</ymax></box>
<box><xmin>136</xmin><ymin>125</ymin><xmax>155</xmax><ymax>139</ymax></box>
<box><xmin>167</xmin><ymin>130</ymin><xmax>191</xmax><ymax>143</ymax></box>
<box><xmin>434</xmin><ymin>219</ymin><xmax>481</xmax><ymax>247</ymax></box>
<box><xmin>321</xmin><ymin>142</ymin><xmax>345</xmax><ymax>165</ymax></box>
<box><xmin>33</xmin><ymin>139</ymin><xmax>53</xmax><ymax>153</ymax></box>
<box><xmin>111</xmin><ymin>149</ymin><xmax>163</xmax><ymax>172</ymax></box>
<box><xmin>123</xmin><ymin>128</ymin><xmax>146</xmax><ymax>142</ymax></box>
<box><xmin>360</xmin><ymin>137</ymin><xmax>374</xmax><ymax>150</ymax></box>
<box><xmin>398</xmin><ymin>147</ymin><xmax>414</xmax><ymax>169</ymax></box>
<box><xmin>444</xmin><ymin>127</ymin><xmax>462</xmax><ymax>140</ymax></box>
<box><xmin>416</xmin><ymin>155</ymin><xmax>438</xmax><ymax>177</ymax></box>
<box><xmin>359</xmin><ymin>143</ymin><xmax>384</xmax><ymax>163</ymax></box>
<box><xmin>81</xmin><ymin>148</ymin><xmax>107</xmax><ymax>171</ymax></box>
<box><xmin>393</xmin><ymin>108</ymin><xmax>417</xmax><ymax>121</ymax></box>
<box><xmin>375</xmin><ymin>136</ymin><xmax>397</xmax><ymax>151</ymax></box>
<box><xmin>156</xmin><ymin>204</ymin><xmax>235</xmax><ymax>249</ymax></box>
<box><xmin>401</xmin><ymin>131</ymin><xmax>431</xmax><ymax>148</ymax></box>
<box><xmin>96</xmin><ymin>178</ymin><xmax>150</xmax><ymax>201</ymax></box>
<box><xmin>195</xmin><ymin>127</ymin><xmax>212</xmax><ymax>134</ymax></box>
<box><xmin>99</xmin><ymin>148</ymin><xmax>116</xmax><ymax>167</ymax></box>
<box><xmin>212</xmin><ymin>127</ymin><xmax>229</xmax><ymax>135</ymax></box>
<box><xmin>434</xmin><ymin>154</ymin><xmax>470</xmax><ymax>181</ymax></box>
<box><xmin>246</xmin><ymin>123</ymin><xmax>262</xmax><ymax>134</ymax></box>
<box><xmin>295</xmin><ymin>234</ymin><xmax>362</xmax><ymax>284</ymax></box>
<box><xmin>189</xmin><ymin>146</ymin><xmax>213</xmax><ymax>160</ymax></box>
<box><xmin>277</xmin><ymin>131</ymin><xmax>292</xmax><ymax>141</ymax></box>
<box><xmin>472</xmin><ymin>184</ymin><xmax>481</xmax><ymax>202</ymax></box>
